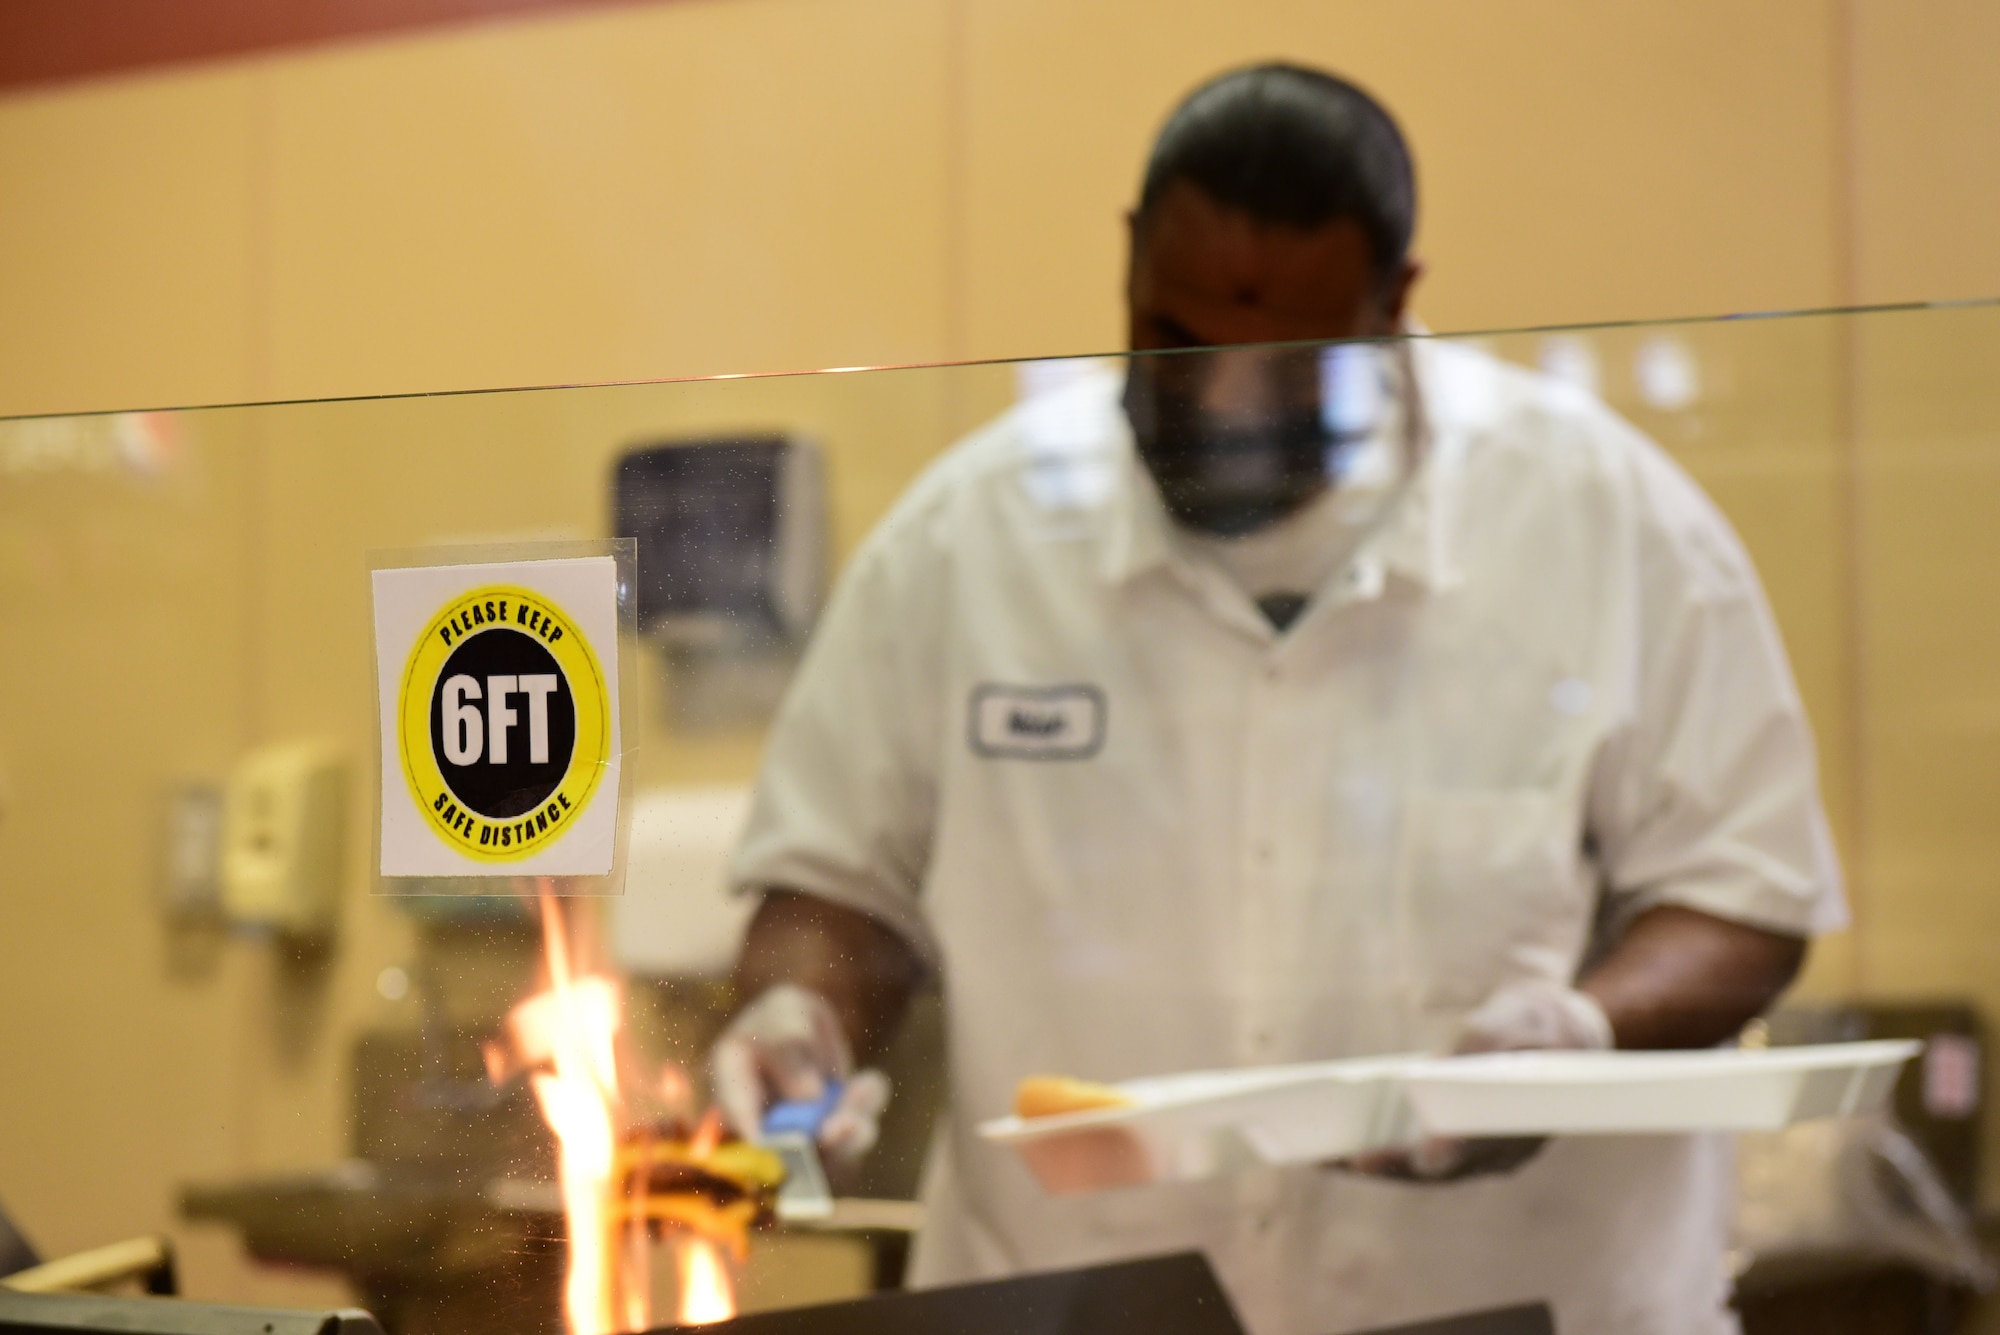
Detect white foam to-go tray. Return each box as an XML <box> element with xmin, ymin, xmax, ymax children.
<box><xmin>978</xmin><ymin>1041</ymin><xmax>1921</xmax><ymax>1196</ymax></box>
<box><xmin>1399</xmin><ymin>1039</ymin><xmax>1921</xmax><ymax>1138</ymax></box>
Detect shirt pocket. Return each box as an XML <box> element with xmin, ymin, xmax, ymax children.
<box><xmin>1396</xmin><ymin>787</ymin><xmax>1589</xmax><ymax>1013</ymax></box>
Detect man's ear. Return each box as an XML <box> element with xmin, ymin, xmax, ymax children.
<box><xmin>1381</xmin><ymin>256</ymin><xmax>1424</xmax><ymax>332</ymax></box>
<box><xmin>1122</xmin><ymin>207</ymin><xmax>1146</xmax><ymax>297</ymax></box>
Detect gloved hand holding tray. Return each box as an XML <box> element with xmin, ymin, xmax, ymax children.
<box><xmin>980</xmin><ymin>1040</ymin><xmax>1921</xmax><ymax>1195</ymax></box>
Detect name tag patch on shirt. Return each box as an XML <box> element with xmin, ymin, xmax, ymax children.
<box><xmin>969</xmin><ymin>684</ymin><xmax>1105</xmax><ymax>759</ymax></box>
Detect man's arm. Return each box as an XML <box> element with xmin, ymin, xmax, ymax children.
<box><xmin>732</xmin><ymin>889</ymin><xmax>927</xmax><ymax>1062</ymax></box>
<box><xmin>1579</xmin><ymin>904</ymin><xmax>1805</xmax><ymax>1050</ymax></box>
<box><xmin>1579</xmin><ymin>445</ymin><xmax>1841</xmax><ymax>1045</ymax></box>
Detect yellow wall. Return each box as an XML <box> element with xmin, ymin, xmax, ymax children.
<box><xmin>959</xmin><ymin>0</ymin><xmax>1847</xmax><ymax>361</ymax></box>
<box><xmin>7</xmin><ymin>0</ymin><xmax>1997</xmax><ymax>413</ymax></box>
<box><xmin>4</xmin><ymin>0</ymin><xmax>2000</xmax><ymax>1302</ymax></box>
<box><xmin>0</xmin><ymin>0</ymin><xmax>1918</xmax><ymax>419</ymax></box>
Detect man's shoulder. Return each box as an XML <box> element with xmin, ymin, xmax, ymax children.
<box><xmin>1426</xmin><ymin>339</ymin><xmax>1645</xmax><ymax>472</ymax></box>
<box><xmin>1426</xmin><ymin>340</ymin><xmax>1757</xmax><ymax>599</ymax></box>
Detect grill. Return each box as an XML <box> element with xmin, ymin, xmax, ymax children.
<box><xmin>645</xmin><ymin>1253</ymin><xmax>1244</xmax><ymax>1335</ymax></box>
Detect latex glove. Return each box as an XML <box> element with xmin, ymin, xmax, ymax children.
<box><xmin>1456</xmin><ymin>978</ymin><xmax>1614</xmax><ymax>1056</ymax></box>
<box><xmin>1341</xmin><ymin>981</ymin><xmax>1612</xmax><ymax>1184</ymax></box>
<box><xmin>710</xmin><ymin>983</ymin><xmax>892</xmax><ymax>1166</ymax></box>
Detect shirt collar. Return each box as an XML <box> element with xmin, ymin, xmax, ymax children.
<box><xmin>1096</xmin><ymin>436</ymin><xmax>1177</xmax><ymax>586</ymax></box>
<box><xmin>1098</xmin><ymin>339</ymin><xmax>1463</xmax><ymax>596</ymax></box>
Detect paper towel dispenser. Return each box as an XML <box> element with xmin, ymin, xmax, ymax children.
<box><xmin>612</xmin><ymin>434</ymin><xmax>826</xmax><ymax>647</ymax></box>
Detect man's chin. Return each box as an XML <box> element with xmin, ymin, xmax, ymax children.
<box><xmin>1161</xmin><ymin>488</ymin><xmax>1317</xmax><ymax>538</ymax></box>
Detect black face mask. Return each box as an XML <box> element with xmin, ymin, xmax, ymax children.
<box><xmin>1122</xmin><ymin>346</ymin><xmax>1342</xmax><ymax>537</ymax></box>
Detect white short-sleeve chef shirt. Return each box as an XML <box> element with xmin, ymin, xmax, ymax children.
<box><xmin>730</xmin><ymin>340</ymin><xmax>1845</xmax><ymax>1335</ymax></box>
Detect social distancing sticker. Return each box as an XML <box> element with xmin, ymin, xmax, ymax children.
<box><xmin>374</xmin><ymin>557</ymin><xmax>622</xmax><ymax>878</ymax></box>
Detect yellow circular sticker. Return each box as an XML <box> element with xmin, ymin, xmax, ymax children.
<box><xmin>398</xmin><ymin>584</ymin><xmax>611</xmax><ymax>861</ymax></box>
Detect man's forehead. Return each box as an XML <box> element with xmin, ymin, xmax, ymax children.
<box><xmin>1136</xmin><ymin>181</ymin><xmax>1375</xmax><ymax>325</ymax></box>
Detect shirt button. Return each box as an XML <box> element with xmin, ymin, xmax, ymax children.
<box><xmin>1254</xmin><ymin>842</ymin><xmax>1273</xmax><ymax>863</ymax></box>
<box><xmin>1263</xmin><ymin>662</ymin><xmax>1282</xmax><ymax>682</ymax></box>
<box><xmin>1257</xmin><ymin>1213</ymin><xmax>1276</xmax><ymax>1236</ymax></box>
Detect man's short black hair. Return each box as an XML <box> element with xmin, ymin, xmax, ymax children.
<box><xmin>1136</xmin><ymin>63</ymin><xmax>1416</xmax><ymax>288</ymax></box>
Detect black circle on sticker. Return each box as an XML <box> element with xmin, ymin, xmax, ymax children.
<box><xmin>429</xmin><ymin>628</ymin><xmax>577</xmax><ymax>819</ymax></box>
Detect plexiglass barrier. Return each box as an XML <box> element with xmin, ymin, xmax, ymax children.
<box><xmin>2</xmin><ymin>301</ymin><xmax>1999</xmax><ymax>1335</ymax></box>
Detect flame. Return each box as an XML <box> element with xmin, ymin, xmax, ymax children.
<box><xmin>501</xmin><ymin>883</ymin><xmax>740</xmax><ymax>1334</ymax></box>
<box><xmin>513</xmin><ymin>890</ymin><xmax>626</xmax><ymax>1335</ymax></box>
<box><xmin>674</xmin><ymin>1237</ymin><xmax>736</xmax><ymax>1326</ymax></box>
<box><xmin>688</xmin><ymin>1108</ymin><xmax>724</xmax><ymax>1159</ymax></box>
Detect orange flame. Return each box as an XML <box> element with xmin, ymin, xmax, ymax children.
<box><xmin>502</xmin><ymin>883</ymin><xmax>740</xmax><ymax>1334</ymax></box>
<box><xmin>674</xmin><ymin>1237</ymin><xmax>736</xmax><ymax>1326</ymax></box>
<box><xmin>688</xmin><ymin>1108</ymin><xmax>724</xmax><ymax>1159</ymax></box>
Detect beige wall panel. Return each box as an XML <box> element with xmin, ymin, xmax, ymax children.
<box><xmin>0</xmin><ymin>68</ymin><xmax>256</xmax><ymax>418</ymax></box>
<box><xmin>959</xmin><ymin>0</ymin><xmax>1841</xmax><ymax>362</ymax></box>
<box><xmin>1854</xmin><ymin>446</ymin><xmax>2000</xmax><ymax>976</ymax></box>
<box><xmin>1849</xmin><ymin>307</ymin><xmax>2000</xmax><ymax>952</ymax></box>
<box><xmin>261</xmin><ymin>0</ymin><xmax>950</xmax><ymax>404</ymax></box>
<box><xmin>1850</xmin><ymin>0</ymin><xmax>2000</xmax><ymax>305</ymax></box>
<box><xmin>1846</xmin><ymin>305</ymin><xmax>2000</xmax><ymax>1193</ymax></box>
<box><xmin>0</xmin><ymin>415</ymin><xmax>258</xmax><ymax>1257</ymax></box>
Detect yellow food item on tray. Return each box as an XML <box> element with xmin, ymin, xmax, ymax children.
<box><xmin>1015</xmin><ymin>1074</ymin><xmax>1135</xmax><ymax>1119</ymax></box>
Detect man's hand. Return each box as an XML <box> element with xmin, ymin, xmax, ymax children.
<box><xmin>717</xmin><ymin>890</ymin><xmax>926</xmax><ymax>1167</ymax></box>
<box><xmin>711</xmin><ymin>983</ymin><xmax>892</xmax><ymax>1163</ymax></box>
<box><xmin>1337</xmin><ymin>980</ymin><xmax>1612</xmax><ymax>1184</ymax></box>
<box><xmin>1456</xmin><ymin>978</ymin><xmax>1615</xmax><ymax>1055</ymax></box>
<box><xmin>1342</xmin><ymin>1135</ymin><xmax>1550</xmax><ymax>1183</ymax></box>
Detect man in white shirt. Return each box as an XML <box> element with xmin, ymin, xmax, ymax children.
<box><xmin>712</xmin><ymin>64</ymin><xmax>1843</xmax><ymax>1333</ymax></box>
